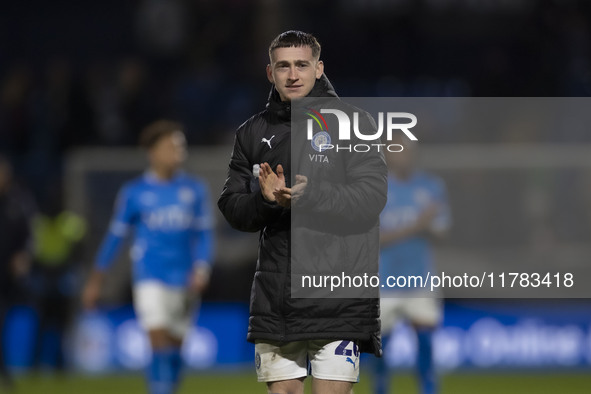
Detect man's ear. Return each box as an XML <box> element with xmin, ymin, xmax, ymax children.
<box><xmin>266</xmin><ymin>64</ymin><xmax>274</xmax><ymax>84</ymax></box>
<box><xmin>315</xmin><ymin>60</ymin><xmax>324</xmax><ymax>79</ymax></box>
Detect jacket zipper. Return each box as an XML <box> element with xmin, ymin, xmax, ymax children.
<box><xmin>279</xmin><ymin>131</ymin><xmax>289</xmax><ymax>342</ymax></box>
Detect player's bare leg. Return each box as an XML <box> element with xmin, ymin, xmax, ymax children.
<box><xmin>266</xmin><ymin>377</ymin><xmax>305</xmax><ymax>394</ymax></box>
<box><xmin>312</xmin><ymin>378</ymin><xmax>354</xmax><ymax>394</ymax></box>
<box><xmin>149</xmin><ymin>328</ymin><xmax>183</xmax><ymax>349</ymax></box>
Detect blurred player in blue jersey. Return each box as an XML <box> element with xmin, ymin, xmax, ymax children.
<box><xmin>82</xmin><ymin>120</ymin><xmax>214</xmax><ymax>394</ymax></box>
<box><xmin>374</xmin><ymin>138</ymin><xmax>451</xmax><ymax>394</ymax></box>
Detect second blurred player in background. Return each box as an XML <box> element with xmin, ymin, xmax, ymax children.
<box><xmin>375</xmin><ymin>139</ymin><xmax>451</xmax><ymax>394</ymax></box>
<box><xmin>82</xmin><ymin>120</ymin><xmax>214</xmax><ymax>394</ymax></box>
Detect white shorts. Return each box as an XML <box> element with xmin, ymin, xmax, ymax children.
<box><xmin>254</xmin><ymin>339</ymin><xmax>360</xmax><ymax>383</ymax></box>
<box><xmin>133</xmin><ymin>280</ymin><xmax>198</xmax><ymax>339</ymax></box>
<box><xmin>380</xmin><ymin>292</ymin><xmax>442</xmax><ymax>333</ymax></box>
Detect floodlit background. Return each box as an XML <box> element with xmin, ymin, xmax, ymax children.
<box><xmin>1</xmin><ymin>1</ymin><xmax>591</xmax><ymax>393</ymax></box>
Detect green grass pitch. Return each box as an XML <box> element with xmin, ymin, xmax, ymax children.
<box><xmin>11</xmin><ymin>372</ymin><xmax>591</xmax><ymax>393</ymax></box>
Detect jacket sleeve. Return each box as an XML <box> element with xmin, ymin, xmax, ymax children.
<box><xmin>296</xmin><ymin>111</ymin><xmax>388</xmax><ymax>224</ymax></box>
<box><xmin>217</xmin><ymin>124</ymin><xmax>284</xmax><ymax>232</ymax></box>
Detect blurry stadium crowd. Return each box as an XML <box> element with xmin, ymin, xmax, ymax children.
<box><xmin>2</xmin><ymin>0</ymin><xmax>591</xmax><ymax>201</ymax></box>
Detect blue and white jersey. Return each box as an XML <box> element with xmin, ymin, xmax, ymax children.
<box><xmin>379</xmin><ymin>171</ymin><xmax>450</xmax><ymax>284</ymax></box>
<box><xmin>95</xmin><ymin>171</ymin><xmax>214</xmax><ymax>287</ymax></box>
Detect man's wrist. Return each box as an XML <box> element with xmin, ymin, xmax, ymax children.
<box><xmin>193</xmin><ymin>262</ymin><xmax>212</xmax><ymax>277</ymax></box>
<box><xmin>89</xmin><ymin>269</ymin><xmax>105</xmax><ymax>285</ymax></box>
<box><xmin>260</xmin><ymin>191</ymin><xmax>278</xmax><ymax>205</ymax></box>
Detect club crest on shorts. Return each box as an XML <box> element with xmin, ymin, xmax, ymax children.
<box><xmin>311</xmin><ymin>131</ymin><xmax>331</xmax><ymax>152</ymax></box>
<box><xmin>255</xmin><ymin>352</ymin><xmax>261</xmax><ymax>370</ymax></box>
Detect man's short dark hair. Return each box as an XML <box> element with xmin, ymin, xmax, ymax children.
<box><xmin>139</xmin><ymin>120</ymin><xmax>184</xmax><ymax>149</ymax></box>
<box><xmin>269</xmin><ymin>30</ymin><xmax>321</xmax><ymax>60</ymax></box>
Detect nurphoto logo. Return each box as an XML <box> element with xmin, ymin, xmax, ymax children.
<box><xmin>305</xmin><ymin>108</ymin><xmax>418</xmax><ymax>153</ymax></box>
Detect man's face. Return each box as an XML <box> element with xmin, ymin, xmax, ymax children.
<box><xmin>149</xmin><ymin>131</ymin><xmax>187</xmax><ymax>172</ymax></box>
<box><xmin>267</xmin><ymin>46</ymin><xmax>324</xmax><ymax>102</ymax></box>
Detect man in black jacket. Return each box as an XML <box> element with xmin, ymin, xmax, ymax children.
<box><xmin>218</xmin><ymin>31</ymin><xmax>387</xmax><ymax>394</ymax></box>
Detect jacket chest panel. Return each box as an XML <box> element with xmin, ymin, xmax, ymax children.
<box><xmin>252</xmin><ymin>125</ymin><xmax>290</xmax><ymax>169</ymax></box>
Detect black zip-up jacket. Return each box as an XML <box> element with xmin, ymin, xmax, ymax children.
<box><xmin>218</xmin><ymin>75</ymin><xmax>387</xmax><ymax>355</ymax></box>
